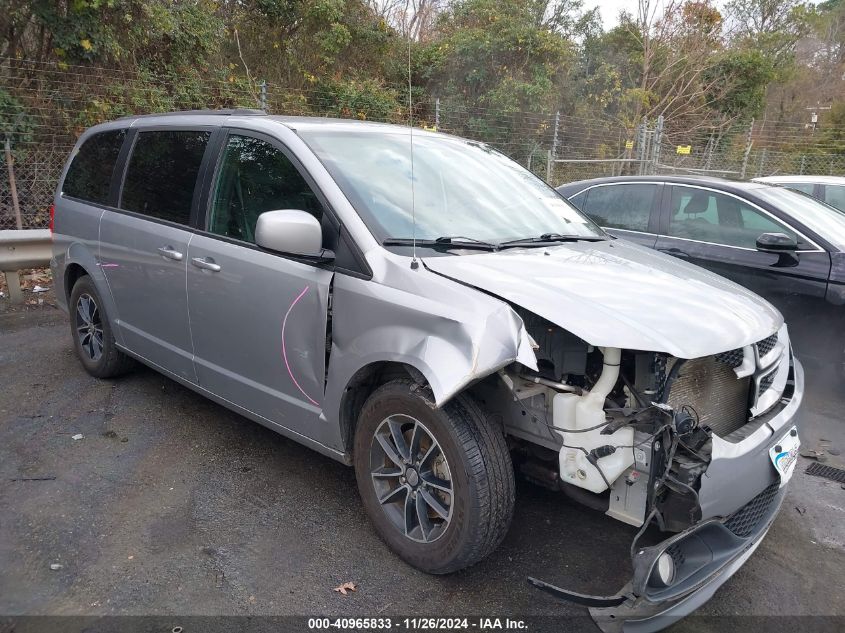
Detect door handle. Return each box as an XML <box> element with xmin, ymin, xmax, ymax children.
<box><xmin>191</xmin><ymin>257</ymin><xmax>221</xmax><ymax>272</ymax></box>
<box><xmin>157</xmin><ymin>246</ymin><xmax>183</xmax><ymax>261</ymax></box>
<box><xmin>658</xmin><ymin>247</ymin><xmax>689</xmax><ymax>259</ymax></box>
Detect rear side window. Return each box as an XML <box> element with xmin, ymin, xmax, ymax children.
<box><xmin>121</xmin><ymin>130</ymin><xmax>210</xmax><ymax>224</ymax></box>
<box><xmin>63</xmin><ymin>130</ymin><xmax>126</xmax><ymax>204</ymax></box>
<box><xmin>581</xmin><ymin>184</ymin><xmax>656</xmax><ymax>232</ymax></box>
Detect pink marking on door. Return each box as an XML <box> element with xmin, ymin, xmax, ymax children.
<box><xmin>281</xmin><ymin>285</ymin><xmax>320</xmax><ymax>408</ymax></box>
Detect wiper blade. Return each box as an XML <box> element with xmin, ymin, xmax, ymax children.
<box><xmin>497</xmin><ymin>233</ymin><xmax>606</xmax><ymax>249</ymax></box>
<box><xmin>383</xmin><ymin>234</ymin><xmax>604</xmax><ymax>252</ymax></box>
<box><xmin>382</xmin><ymin>236</ymin><xmax>498</xmax><ymax>250</ymax></box>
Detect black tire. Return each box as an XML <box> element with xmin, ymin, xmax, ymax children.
<box><xmin>69</xmin><ymin>275</ymin><xmax>135</xmax><ymax>379</ymax></box>
<box><xmin>353</xmin><ymin>379</ymin><xmax>514</xmax><ymax>574</ymax></box>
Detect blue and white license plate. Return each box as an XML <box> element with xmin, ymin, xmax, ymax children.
<box><xmin>769</xmin><ymin>426</ymin><xmax>800</xmax><ymax>484</ymax></box>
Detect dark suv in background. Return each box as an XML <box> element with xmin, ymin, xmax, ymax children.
<box><xmin>557</xmin><ymin>175</ymin><xmax>845</xmax><ymax>377</ymax></box>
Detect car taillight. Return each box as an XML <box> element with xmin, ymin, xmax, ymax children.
<box><xmin>49</xmin><ymin>204</ymin><xmax>55</xmax><ymax>233</ymax></box>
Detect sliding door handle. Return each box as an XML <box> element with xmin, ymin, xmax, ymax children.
<box><xmin>191</xmin><ymin>256</ymin><xmax>221</xmax><ymax>272</ymax></box>
<box><xmin>157</xmin><ymin>246</ymin><xmax>183</xmax><ymax>261</ymax></box>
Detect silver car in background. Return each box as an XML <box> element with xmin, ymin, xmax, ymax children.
<box><xmin>753</xmin><ymin>174</ymin><xmax>845</xmax><ymax>211</ymax></box>
<box><xmin>51</xmin><ymin>110</ymin><xmax>802</xmax><ymax>631</ymax></box>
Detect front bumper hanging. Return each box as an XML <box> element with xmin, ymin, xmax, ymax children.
<box><xmin>528</xmin><ymin>481</ymin><xmax>787</xmax><ymax>633</ymax></box>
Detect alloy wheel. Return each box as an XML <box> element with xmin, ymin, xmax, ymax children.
<box><xmin>75</xmin><ymin>293</ymin><xmax>104</xmax><ymax>361</ymax></box>
<box><xmin>369</xmin><ymin>414</ymin><xmax>453</xmax><ymax>543</ymax></box>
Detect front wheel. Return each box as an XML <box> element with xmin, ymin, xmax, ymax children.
<box><xmin>353</xmin><ymin>379</ymin><xmax>515</xmax><ymax>574</ymax></box>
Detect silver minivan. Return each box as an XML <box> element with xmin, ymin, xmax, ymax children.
<box><xmin>51</xmin><ymin>110</ymin><xmax>802</xmax><ymax>631</ymax></box>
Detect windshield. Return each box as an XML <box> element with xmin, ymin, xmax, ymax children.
<box><xmin>297</xmin><ymin>129</ymin><xmax>605</xmax><ymax>244</ymax></box>
<box><xmin>753</xmin><ymin>185</ymin><xmax>845</xmax><ymax>251</ymax></box>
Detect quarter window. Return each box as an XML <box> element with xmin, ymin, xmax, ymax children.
<box><xmin>209</xmin><ymin>134</ymin><xmax>324</xmax><ymax>243</ymax></box>
<box><xmin>581</xmin><ymin>184</ymin><xmax>656</xmax><ymax>232</ymax></box>
<box><xmin>63</xmin><ymin>130</ymin><xmax>126</xmax><ymax>204</ymax></box>
<box><xmin>121</xmin><ymin>130</ymin><xmax>210</xmax><ymax>225</ymax></box>
<box><xmin>569</xmin><ymin>190</ymin><xmax>587</xmax><ymax>210</ymax></box>
<box><xmin>823</xmin><ymin>185</ymin><xmax>845</xmax><ymax>212</ymax></box>
<box><xmin>783</xmin><ymin>183</ymin><xmax>815</xmax><ymax>195</ymax></box>
<box><xmin>667</xmin><ymin>186</ymin><xmax>799</xmax><ymax>249</ymax></box>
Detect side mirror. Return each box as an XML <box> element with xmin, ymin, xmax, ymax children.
<box><xmin>756</xmin><ymin>232</ymin><xmax>797</xmax><ymax>252</ymax></box>
<box><xmin>756</xmin><ymin>232</ymin><xmax>799</xmax><ymax>268</ymax></box>
<box><xmin>255</xmin><ymin>210</ymin><xmax>334</xmax><ymax>261</ymax></box>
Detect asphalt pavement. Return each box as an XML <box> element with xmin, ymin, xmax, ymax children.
<box><xmin>1</xmin><ymin>295</ymin><xmax>843</xmax><ymax>633</ymax></box>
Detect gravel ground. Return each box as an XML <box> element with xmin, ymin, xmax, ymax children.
<box><xmin>1</xmin><ymin>289</ymin><xmax>843</xmax><ymax>633</ymax></box>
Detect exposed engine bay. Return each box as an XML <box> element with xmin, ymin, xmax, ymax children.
<box><xmin>474</xmin><ymin>307</ymin><xmax>794</xmax><ymax>535</ymax></box>
<box><xmin>409</xmin><ymin>245</ymin><xmax>800</xmax><ymax>630</ymax></box>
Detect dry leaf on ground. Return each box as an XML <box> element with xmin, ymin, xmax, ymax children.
<box><xmin>333</xmin><ymin>581</ymin><xmax>357</xmax><ymax>596</ymax></box>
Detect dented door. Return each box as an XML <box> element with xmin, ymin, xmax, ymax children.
<box><xmin>186</xmin><ymin>236</ymin><xmax>332</xmax><ymax>435</ymax></box>
<box><xmin>186</xmin><ymin>130</ymin><xmax>333</xmax><ymax>442</ymax></box>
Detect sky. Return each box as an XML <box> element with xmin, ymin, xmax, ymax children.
<box><xmin>581</xmin><ymin>1</ymin><xmax>688</xmax><ymax>29</ymax></box>
<box><xmin>584</xmin><ymin>0</ymin><xmax>824</xmax><ymax>29</ymax></box>
<box><xmin>582</xmin><ymin>0</ymin><xmax>633</xmax><ymax>28</ymax></box>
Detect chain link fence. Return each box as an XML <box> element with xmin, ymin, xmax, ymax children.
<box><xmin>1</xmin><ymin>145</ymin><xmax>65</xmax><ymax>229</ymax></box>
<box><xmin>549</xmin><ymin>118</ymin><xmax>845</xmax><ymax>185</ymax></box>
<box><xmin>3</xmin><ymin>58</ymin><xmax>845</xmax><ymax>229</ymax></box>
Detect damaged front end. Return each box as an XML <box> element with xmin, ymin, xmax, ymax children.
<box><xmin>419</xmin><ymin>242</ymin><xmax>801</xmax><ymax>629</ymax></box>
<box><xmin>480</xmin><ymin>312</ymin><xmax>802</xmax><ymax>633</ymax></box>
<box><xmin>530</xmin><ymin>471</ymin><xmax>788</xmax><ymax>632</ymax></box>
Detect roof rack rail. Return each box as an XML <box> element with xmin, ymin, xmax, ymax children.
<box><xmin>120</xmin><ymin>108</ymin><xmax>267</xmax><ymax>120</ymax></box>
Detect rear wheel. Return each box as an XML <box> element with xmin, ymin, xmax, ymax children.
<box><xmin>353</xmin><ymin>379</ymin><xmax>514</xmax><ymax>574</ymax></box>
<box><xmin>69</xmin><ymin>276</ymin><xmax>135</xmax><ymax>378</ymax></box>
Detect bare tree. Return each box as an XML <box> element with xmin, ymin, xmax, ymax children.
<box><xmin>370</xmin><ymin>0</ymin><xmax>446</xmax><ymax>41</ymax></box>
<box><xmin>725</xmin><ymin>0</ymin><xmax>803</xmax><ymax>36</ymax></box>
<box><xmin>722</xmin><ymin>0</ymin><xmax>811</xmax><ymax>64</ymax></box>
<box><xmin>620</xmin><ymin>0</ymin><xmax>745</xmax><ymax>138</ymax></box>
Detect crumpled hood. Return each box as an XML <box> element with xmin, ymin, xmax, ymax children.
<box><xmin>424</xmin><ymin>239</ymin><xmax>783</xmax><ymax>359</ymax></box>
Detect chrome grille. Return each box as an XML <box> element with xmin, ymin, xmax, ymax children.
<box><xmin>756</xmin><ymin>333</ymin><xmax>778</xmax><ymax>357</ymax></box>
<box><xmin>715</xmin><ymin>348</ymin><xmax>743</xmax><ymax>368</ymax></box>
<box><xmin>758</xmin><ymin>370</ymin><xmax>776</xmax><ymax>398</ymax></box>
<box><xmin>666</xmin><ymin>357</ymin><xmax>750</xmax><ymax>437</ymax></box>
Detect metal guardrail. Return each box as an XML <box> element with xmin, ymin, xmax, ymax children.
<box><xmin>0</xmin><ymin>229</ymin><xmax>52</xmax><ymax>304</ymax></box>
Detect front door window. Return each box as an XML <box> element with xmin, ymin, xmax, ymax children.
<box><xmin>666</xmin><ymin>186</ymin><xmax>800</xmax><ymax>249</ymax></box>
<box><xmin>209</xmin><ymin>134</ymin><xmax>324</xmax><ymax>243</ymax></box>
